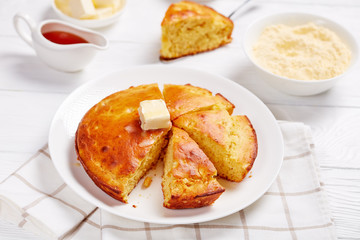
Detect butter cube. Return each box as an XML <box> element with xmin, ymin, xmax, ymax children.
<box><xmin>138</xmin><ymin>100</ymin><xmax>171</xmax><ymax>131</ymax></box>
<box><xmin>69</xmin><ymin>0</ymin><xmax>96</xmax><ymax>19</ymax></box>
<box><xmin>94</xmin><ymin>7</ymin><xmax>113</xmax><ymax>19</ymax></box>
<box><xmin>55</xmin><ymin>0</ymin><xmax>72</xmax><ymax>16</ymax></box>
<box><xmin>93</xmin><ymin>0</ymin><xmax>115</xmax><ymax>7</ymax></box>
<box><xmin>111</xmin><ymin>0</ymin><xmax>124</xmax><ymax>11</ymax></box>
<box><xmin>93</xmin><ymin>0</ymin><xmax>123</xmax><ymax>12</ymax></box>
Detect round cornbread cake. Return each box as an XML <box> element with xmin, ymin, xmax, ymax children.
<box><xmin>75</xmin><ymin>83</ymin><xmax>257</xmax><ymax>208</ymax></box>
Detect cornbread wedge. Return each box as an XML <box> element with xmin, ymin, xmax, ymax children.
<box><xmin>163</xmin><ymin>84</ymin><xmax>234</xmax><ymax>120</ymax></box>
<box><xmin>160</xmin><ymin>1</ymin><xmax>234</xmax><ymax>60</ymax></box>
<box><xmin>162</xmin><ymin>127</ymin><xmax>225</xmax><ymax>209</ymax></box>
<box><xmin>173</xmin><ymin>109</ymin><xmax>257</xmax><ymax>182</ymax></box>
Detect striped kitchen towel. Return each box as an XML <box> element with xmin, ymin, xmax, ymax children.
<box><xmin>0</xmin><ymin>121</ymin><xmax>336</xmax><ymax>240</ymax></box>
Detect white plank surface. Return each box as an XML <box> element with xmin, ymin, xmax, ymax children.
<box><xmin>1</xmin><ymin>0</ymin><xmax>359</xmax><ymax>239</ymax></box>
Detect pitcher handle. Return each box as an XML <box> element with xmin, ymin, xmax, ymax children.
<box><xmin>13</xmin><ymin>13</ymin><xmax>36</xmax><ymax>48</ymax></box>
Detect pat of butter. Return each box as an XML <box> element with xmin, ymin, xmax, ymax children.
<box><xmin>112</xmin><ymin>0</ymin><xmax>123</xmax><ymax>11</ymax></box>
<box><xmin>94</xmin><ymin>7</ymin><xmax>113</xmax><ymax>19</ymax></box>
<box><xmin>138</xmin><ymin>99</ymin><xmax>171</xmax><ymax>131</ymax></box>
<box><xmin>81</xmin><ymin>7</ymin><xmax>112</xmax><ymax>19</ymax></box>
<box><xmin>93</xmin><ymin>0</ymin><xmax>123</xmax><ymax>12</ymax></box>
<box><xmin>93</xmin><ymin>0</ymin><xmax>115</xmax><ymax>7</ymax></box>
<box><xmin>69</xmin><ymin>0</ymin><xmax>96</xmax><ymax>19</ymax></box>
<box><xmin>55</xmin><ymin>0</ymin><xmax>72</xmax><ymax>16</ymax></box>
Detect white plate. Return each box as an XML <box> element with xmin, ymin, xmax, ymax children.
<box><xmin>49</xmin><ymin>65</ymin><xmax>283</xmax><ymax>224</ymax></box>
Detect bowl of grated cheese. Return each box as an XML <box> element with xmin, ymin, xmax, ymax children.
<box><xmin>243</xmin><ymin>12</ymin><xmax>358</xmax><ymax>96</ymax></box>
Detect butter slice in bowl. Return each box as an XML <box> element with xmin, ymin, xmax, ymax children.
<box><xmin>53</xmin><ymin>0</ymin><xmax>126</xmax><ymax>28</ymax></box>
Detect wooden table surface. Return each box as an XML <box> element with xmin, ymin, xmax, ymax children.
<box><xmin>1</xmin><ymin>0</ymin><xmax>359</xmax><ymax>239</ymax></box>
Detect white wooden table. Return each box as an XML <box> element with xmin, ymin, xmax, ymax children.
<box><xmin>1</xmin><ymin>0</ymin><xmax>359</xmax><ymax>239</ymax></box>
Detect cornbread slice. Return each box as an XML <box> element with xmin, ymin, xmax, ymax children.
<box><xmin>163</xmin><ymin>84</ymin><xmax>234</xmax><ymax>120</ymax></box>
<box><xmin>162</xmin><ymin>127</ymin><xmax>225</xmax><ymax>209</ymax></box>
<box><xmin>173</xmin><ymin>109</ymin><xmax>257</xmax><ymax>182</ymax></box>
<box><xmin>160</xmin><ymin>0</ymin><xmax>234</xmax><ymax>60</ymax></box>
<box><xmin>75</xmin><ymin>84</ymin><xmax>171</xmax><ymax>203</ymax></box>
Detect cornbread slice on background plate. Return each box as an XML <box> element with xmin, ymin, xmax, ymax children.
<box><xmin>162</xmin><ymin>127</ymin><xmax>225</xmax><ymax>209</ymax></box>
<box><xmin>75</xmin><ymin>84</ymin><xmax>171</xmax><ymax>203</ymax></box>
<box><xmin>173</xmin><ymin>109</ymin><xmax>257</xmax><ymax>182</ymax></box>
<box><xmin>163</xmin><ymin>84</ymin><xmax>234</xmax><ymax>120</ymax></box>
<box><xmin>160</xmin><ymin>0</ymin><xmax>234</xmax><ymax>60</ymax></box>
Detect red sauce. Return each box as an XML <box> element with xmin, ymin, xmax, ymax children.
<box><xmin>43</xmin><ymin>31</ymin><xmax>88</xmax><ymax>45</ymax></box>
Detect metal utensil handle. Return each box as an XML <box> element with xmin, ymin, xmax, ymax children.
<box><xmin>228</xmin><ymin>0</ymin><xmax>251</xmax><ymax>19</ymax></box>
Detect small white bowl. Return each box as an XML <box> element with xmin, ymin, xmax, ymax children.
<box><xmin>243</xmin><ymin>12</ymin><xmax>359</xmax><ymax>96</ymax></box>
<box><xmin>52</xmin><ymin>0</ymin><xmax>126</xmax><ymax>29</ymax></box>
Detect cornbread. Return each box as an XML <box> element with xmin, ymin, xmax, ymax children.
<box><xmin>173</xmin><ymin>109</ymin><xmax>257</xmax><ymax>182</ymax></box>
<box><xmin>163</xmin><ymin>84</ymin><xmax>234</xmax><ymax>120</ymax></box>
<box><xmin>76</xmin><ymin>83</ymin><xmax>258</xmax><ymax>207</ymax></box>
<box><xmin>162</xmin><ymin>127</ymin><xmax>225</xmax><ymax>209</ymax></box>
<box><xmin>75</xmin><ymin>84</ymin><xmax>170</xmax><ymax>203</ymax></box>
<box><xmin>142</xmin><ymin>176</ymin><xmax>152</xmax><ymax>188</ymax></box>
<box><xmin>253</xmin><ymin>22</ymin><xmax>352</xmax><ymax>80</ymax></box>
<box><xmin>160</xmin><ymin>1</ymin><xmax>234</xmax><ymax>60</ymax></box>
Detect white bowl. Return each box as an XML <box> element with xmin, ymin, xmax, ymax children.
<box><xmin>243</xmin><ymin>12</ymin><xmax>359</xmax><ymax>96</ymax></box>
<box><xmin>52</xmin><ymin>0</ymin><xmax>126</xmax><ymax>29</ymax></box>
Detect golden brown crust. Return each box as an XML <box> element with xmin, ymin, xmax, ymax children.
<box><xmin>75</xmin><ymin>84</ymin><xmax>170</xmax><ymax>203</ymax></box>
<box><xmin>162</xmin><ymin>127</ymin><xmax>225</xmax><ymax>209</ymax></box>
<box><xmin>173</xmin><ymin>109</ymin><xmax>257</xmax><ymax>182</ymax></box>
<box><xmin>175</xmin><ymin>109</ymin><xmax>228</xmax><ymax>146</ymax></box>
<box><xmin>171</xmin><ymin>127</ymin><xmax>217</xmax><ymax>178</ymax></box>
<box><xmin>163</xmin><ymin>84</ymin><xmax>234</xmax><ymax>120</ymax></box>
<box><xmin>215</xmin><ymin>93</ymin><xmax>235</xmax><ymax>115</ymax></box>
<box><xmin>164</xmin><ymin>180</ymin><xmax>225</xmax><ymax>209</ymax></box>
<box><xmin>161</xmin><ymin>1</ymin><xmax>228</xmax><ymax>26</ymax></box>
<box><xmin>233</xmin><ymin>115</ymin><xmax>258</xmax><ymax>175</ymax></box>
<box><xmin>160</xmin><ymin>1</ymin><xmax>234</xmax><ymax>60</ymax></box>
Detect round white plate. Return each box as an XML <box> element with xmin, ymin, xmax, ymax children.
<box><xmin>49</xmin><ymin>65</ymin><xmax>284</xmax><ymax>224</ymax></box>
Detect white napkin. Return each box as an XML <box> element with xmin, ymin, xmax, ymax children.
<box><xmin>0</xmin><ymin>122</ymin><xmax>337</xmax><ymax>240</ymax></box>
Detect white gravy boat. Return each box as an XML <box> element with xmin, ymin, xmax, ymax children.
<box><xmin>13</xmin><ymin>13</ymin><xmax>109</xmax><ymax>72</ymax></box>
